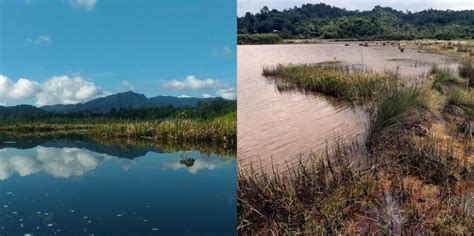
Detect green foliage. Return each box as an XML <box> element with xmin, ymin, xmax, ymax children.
<box><xmin>263</xmin><ymin>63</ymin><xmax>397</xmax><ymax>101</ymax></box>
<box><xmin>458</xmin><ymin>59</ymin><xmax>474</xmax><ymax>87</ymax></box>
<box><xmin>238</xmin><ymin>4</ymin><xmax>474</xmax><ymax>40</ymax></box>
<box><xmin>237</xmin><ymin>33</ymin><xmax>282</xmax><ymax>45</ymax></box>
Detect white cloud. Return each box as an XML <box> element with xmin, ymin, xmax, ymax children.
<box><xmin>178</xmin><ymin>94</ymin><xmax>191</xmax><ymax>98</ymax></box>
<box><xmin>0</xmin><ymin>102</ymin><xmax>6</xmax><ymax>106</ymax></box>
<box><xmin>0</xmin><ymin>74</ymin><xmax>106</xmax><ymax>106</ymax></box>
<box><xmin>210</xmin><ymin>46</ymin><xmax>233</xmax><ymax>57</ymax></box>
<box><xmin>216</xmin><ymin>88</ymin><xmax>236</xmax><ymax>100</ymax></box>
<box><xmin>162</xmin><ymin>75</ymin><xmax>218</xmax><ymax>90</ymax></box>
<box><xmin>202</xmin><ymin>93</ymin><xmax>213</xmax><ymax>98</ymax></box>
<box><xmin>37</xmin><ymin>75</ymin><xmax>105</xmax><ymax>106</ymax></box>
<box><xmin>69</xmin><ymin>0</ymin><xmax>96</xmax><ymax>11</ymax></box>
<box><xmin>0</xmin><ymin>75</ymin><xmax>41</xmax><ymax>99</ymax></box>
<box><xmin>27</xmin><ymin>35</ymin><xmax>52</xmax><ymax>45</ymax></box>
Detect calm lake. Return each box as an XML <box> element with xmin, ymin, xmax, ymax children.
<box><xmin>0</xmin><ymin>134</ymin><xmax>236</xmax><ymax>235</ymax></box>
<box><xmin>238</xmin><ymin>42</ymin><xmax>457</xmax><ymax>171</ymax></box>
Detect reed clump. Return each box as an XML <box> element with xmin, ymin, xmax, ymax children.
<box><xmin>263</xmin><ymin>63</ymin><xmax>398</xmax><ymax>102</ymax></box>
<box><xmin>458</xmin><ymin>58</ymin><xmax>474</xmax><ymax>87</ymax></box>
<box><xmin>238</xmin><ymin>142</ymin><xmax>382</xmax><ymax>235</ymax></box>
<box><xmin>89</xmin><ymin>113</ymin><xmax>236</xmax><ymax>146</ymax></box>
<box><xmin>430</xmin><ymin>66</ymin><xmax>466</xmax><ymax>93</ymax></box>
<box><xmin>444</xmin><ymin>88</ymin><xmax>474</xmax><ymax>117</ymax></box>
<box><xmin>367</xmin><ymin>88</ymin><xmax>429</xmax><ymax>148</ymax></box>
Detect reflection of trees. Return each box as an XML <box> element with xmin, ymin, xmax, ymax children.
<box><xmin>0</xmin><ymin>133</ymin><xmax>236</xmax><ymax>158</ymax></box>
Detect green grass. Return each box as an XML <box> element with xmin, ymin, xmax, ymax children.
<box><xmin>238</xmin><ymin>137</ymin><xmax>471</xmax><ymax>234</ymax></box>
<box><xmin>367</xmin><ymin>88</ymin><xmax>429</xmax><ymax>148</ymax></box>
<box><xmin>263</xmin><ymin>63</ymin><xmax>398</xmax><ymax>102</ymax></box>
<box><xmin>458</xmin><ymin>58</ymin><xmax>474</xmax><ymax>87</ymax></box>
<box><xmin>238</xmin><ymin>141</ymin><xmax>383</xmax><ymax>234</ymax></box>
<box><xmin>88</xmin><ymin>112</ymin><xmax>236</xmax><ymax>146</ymax></box>
<box><xmin>430</xmin><ymin>67</ymin><xmax>465</xmax><ymax>93</ymax></box>
<box><xmin>444</xmin><ymin>87</ymin><xmax>474</xmax><ymax>117</ymax></box>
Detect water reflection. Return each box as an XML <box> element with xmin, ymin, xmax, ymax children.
<box><xmin>0</xmin><ymin>147</ymin><xmax>108</xmax><ymax>180</ymax></box>
<box><xmin>0</xmin><ymin>134</ymin><xmax>236</xmax><ymax>235</ymax></box>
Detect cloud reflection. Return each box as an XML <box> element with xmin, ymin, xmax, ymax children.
<box><xmin>0</xmin><ymin>147</ymin><xmax>110</xmax><ymax>180</ymax></box>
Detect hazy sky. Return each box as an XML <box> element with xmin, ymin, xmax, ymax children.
<box><xmin>0</xmin><ymin>0</ymin><xmax>236</xmax><ymax>106</ymax></box>
<box><xmin>238</xmin><ymin>0</ymin><xmax>474</xmax><ymax>16</ymax></box>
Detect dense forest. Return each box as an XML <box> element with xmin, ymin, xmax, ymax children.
<box><xmin>0</xmin><ymin>99</ymin><xmax>236</xmax><ymax>124</ymax></box>
<box><xmin>238</xmin><ymin>4</ymin><xmax>474</xmax><ymax>40</ymax></box>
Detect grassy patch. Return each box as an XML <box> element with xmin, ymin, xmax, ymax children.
<box><xmin>458</xmin><ymin>58</ymin><xmax>474</xmax><ymax>87</ymax></box>
<box><xmin>367</xmin><ymin>88</ymin><xmax>429</xmax><ymax>148</ymax></box>
<box><xmin>238</xmin><ymin>142</ymin><xmax>382</xmax><ymax>234</ymax></box>
<box><xmin>88</xmin><ymin>112</ymin><xmax>236</xmax><ymax>147</ymax></box>
<box><xmin>444</xmin><ymin>88</ymin><xmax>474</xmax><ymax>117</ymax></box>
<box><xmin>263</xmin><ymin>63</ymin><xmax>398</xmax><ymax>102</ymax></box>
<box><xmin>430</xmin><ymin>66</ymin><xmax>465</xmax><ymax>93</ymax></box>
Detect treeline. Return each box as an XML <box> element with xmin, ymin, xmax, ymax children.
<box><xmin>238</xmin><ymin>4</ymin><xmax>474</xmax><ymax>40</ymax></box>
<box><xmin>0</xmin><ymin>100</ymin><xmax>236</xmax><ymax>124</ymax></box>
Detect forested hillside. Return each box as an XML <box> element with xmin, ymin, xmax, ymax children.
<box><xmin>238</xmin><ymin>3</ymin><xmax>474</xmax><ymax>40</ymax></box>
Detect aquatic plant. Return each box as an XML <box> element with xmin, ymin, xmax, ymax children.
<box><xmin>263</xmin><ymin>63</ymin><xmax>398</xmax><ymax>102</ymax></box>
<box><xmin>238</xmin><ymin>137</ymin><xmax>471</xmax><ymax>235</ymax></box>
<box><xmin>88</xmin><ymin>112</ymin><xmax>237</xmax><ymax>147</ymax></box>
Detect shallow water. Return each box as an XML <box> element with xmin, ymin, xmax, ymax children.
<box><xmin>0</xmin><ymin>134</ymin><xmax>236</xmax><ymax>235</ymax></box>
<box><xmin>238</xmin><ymin>43</ymin><xmax>456</xmax><ymax>171</ymax></box>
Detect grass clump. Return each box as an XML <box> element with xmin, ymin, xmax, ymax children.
<box><xmin>458</xmin><ymin>58</ymin><xmax>474</xmax><ymax>87</ymax></box>
<box><xmin>367</xmin><ymin>88</ymin><xmax>429</xmax><ymax>148</ymax></box>
<box><xmin>430</xmin><ymin>67</ymin><xmax>465</xmax><ymax>93</ymax></box>
<box><xmin>89</xmin><ymin>112</ymin><xmax>236</xmax><ymax>147</ymax></box>
<box><xmin>263</xmin><ymin>63</ymin><xmax>397</xmax><ymax>102</ymax></box>
<box><xmin>444</xmin><ymin>88</ymin><xmax>474</xmax><ymax>117</ymax></box>
<box><xmin>238</xmin><ymin>142</ymin><xmax>382</xmax><ymax>235</ymax></box>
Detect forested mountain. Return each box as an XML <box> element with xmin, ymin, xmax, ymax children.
<box><xmin>41</xmin><ymin>91</ymin><xmax>220</xmax><ymax>113</ymax></box>
<box><xmin>0</xmin><ymin>105</ymin><xmax>46</xmax><ymax>119</ymax></box>
<box><xmin>0</xmin><ymin>92</ymin><xmax>235</xmax><ymax>121</ymax></box>
<box><xmin>238</xmin><ymin>3</ymin><xmax>474</xmax><ymax>40</ymax></box>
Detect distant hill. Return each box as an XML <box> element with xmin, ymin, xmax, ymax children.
<box><xmin>238</xmin><ymin>3</ymin><xmax>474</xmax><ymax>40</ymax></box>
<box><xmin>41</xmin><ymin>91</ymin><xmax>220</xmax><ymax>113</ymax></box>
<box><xmin>0</xmin><ymin>105</ymin><xmax>46</xmax><ymax>119</ymax></box>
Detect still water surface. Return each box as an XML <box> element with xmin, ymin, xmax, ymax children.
<box><xmin>0</xmin><ymin>134</ymin><xmax>236</xmax><ymax>235</ymax></box>
<box><xmin>238</xmin><ymin>43</ymin><xmax>456</xmax><ymax>171</ymax></box>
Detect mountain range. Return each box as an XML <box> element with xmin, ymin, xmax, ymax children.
<box><xmin>0</xmin><ymin>91</ymin><xmax>222</xmax><ymax>118</ymax></box>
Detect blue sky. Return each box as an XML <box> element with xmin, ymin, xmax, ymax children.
<box><xmin>0</xmin><ymin>0</ymin><xmax>236</xmax><ymax>106</ymax></box>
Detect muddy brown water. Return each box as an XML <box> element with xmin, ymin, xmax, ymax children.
<box><xmin>238</xmin><ymin>42</ymin><xmax>457</xmax><ymax>172</ymax></box>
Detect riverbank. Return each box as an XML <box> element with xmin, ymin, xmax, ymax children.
<box><xmin>239</xmin><ymin>60</ymin><xmax>473</xmax><ymax>234</ymax></box>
